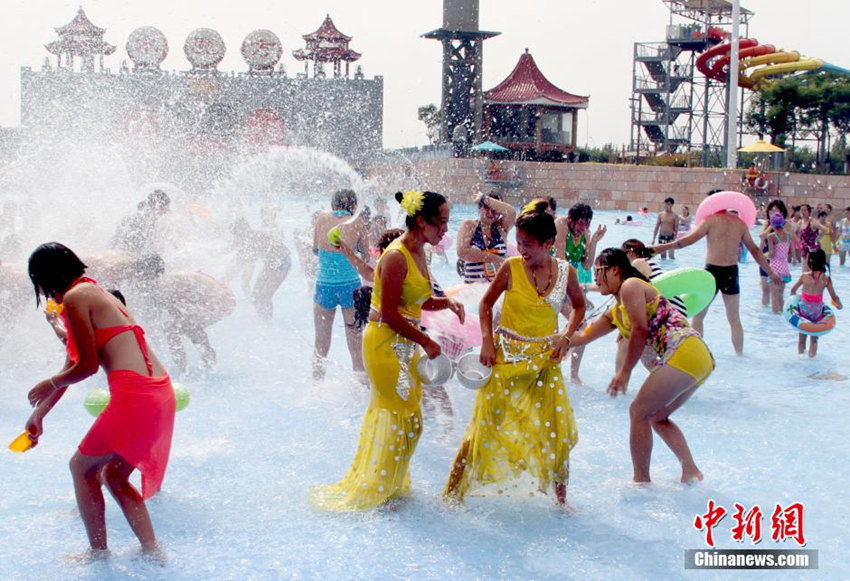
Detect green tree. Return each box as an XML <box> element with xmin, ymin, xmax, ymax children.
<box><xmin>417</xmin><ymin>104</ymin><xmax>442</xmax><ymax>144</ymax></box>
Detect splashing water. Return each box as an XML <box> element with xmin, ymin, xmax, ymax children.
<box><xmin>2</xmin><ymin>159</ymin><xmax>849</xmax><ymax>578</ymax></box>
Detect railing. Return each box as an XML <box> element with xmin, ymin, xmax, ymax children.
<box><xmin>635</xmin><ymin>77</ymin><xmax>666</xmax><ymax>91</ymax></box>
<box><xmin>635</xmin><ymin>42</ymin><xmax>670</xmax><ymax>60</ymax></box>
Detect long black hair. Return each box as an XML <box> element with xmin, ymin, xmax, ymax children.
<box><xmin>516</xmin><ymin>199</ymin><xmax>556</xmax><ymax>243</ymax></box>
<box><xmin>595</xmin><ymin>248</ymin><xmax>649</xmax><ymax>283</ymax></box>
<box><xmin>28</xmin><ymin>242</ymin><xmax>88</xmax><ymax>306</ymax></box>
<box><xmin>394</xmin><ymin>191</ymin><xmax>447</xmax><ymax>230</ymax></box>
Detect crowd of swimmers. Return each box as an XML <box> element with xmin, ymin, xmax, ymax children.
<box><xmin>4</xmin><ymin>186</ymin><xmax>846</xmax><ymax>559</ymax></box>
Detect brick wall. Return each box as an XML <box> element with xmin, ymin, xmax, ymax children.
<box><xmin>365</xmin><ymin>158</ymin><xmax>850</xmax><ymax>212</ymax></box>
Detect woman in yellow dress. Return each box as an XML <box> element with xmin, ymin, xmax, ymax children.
<box><xmin>444</xmin><ymin>200</ymin><xmax>586</xmax><ymax>507</ymax></box>
<box><xmin>568</xmin><ymin>248</ymin><xmax>714</xmax><ymax>484</ymax></box>
<box><xmin>312</xmin><ymin>190</ymin><xmax>464</xmax><ymax>510</ymax></box>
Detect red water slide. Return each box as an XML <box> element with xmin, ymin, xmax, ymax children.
<box><xmin>697</xmin><ymin>38</ymin><xmax>759</xmax><ymax>81</ymax></box>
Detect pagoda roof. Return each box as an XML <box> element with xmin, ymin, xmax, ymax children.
<box><xmin>55</xmin><ymin>7</ymin><xmax>106</xmax><ymax>36</ymax></box>
<box><xmin>303</xmin><ymin>15</ymin><xmax>352</xmax><ymax>42</ymax></box>
<box><xmin>292</xmin><ymin>47</ymin><xmax>361</xmax><ymax>63</ymax></box>
<box><xmin>46</xmin><ymin>38</ymin><xmax>116</xmax><ymax>56</ymax></box>
<box><xmin>484</xmin><ymin>50</ymin><xmax>589</xmax><ymax>108</ymax></box>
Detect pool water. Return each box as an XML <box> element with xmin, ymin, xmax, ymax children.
<box><xmin>2</xmin><ymin>202</ymin><xmax>848</xmax><ymax>580</ymax></box>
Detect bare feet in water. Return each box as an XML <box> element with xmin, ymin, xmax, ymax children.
<box><xmin>681</xmin><ymin>467</ymin><xmax>704</xmax><ymax>484</ymax></box>
<box><xmin>64</xmin><ymin>548</ymin><xmax>110</xmax><ymax>564</ymax></box>
<box><xmin>139</xmin><ymin>542</ymin><xmax>168</xmax><ymax>565</ymax></box>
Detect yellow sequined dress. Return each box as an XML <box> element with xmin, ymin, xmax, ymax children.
<box><xmin>445</xmin><ymin>256</ymin><xmax>579</xmax><ymax>500</ymax></box>
<box><xmin>312</xmin><ymin>238</ymin><xmax>433</xmax><ymax>510</ymax></box>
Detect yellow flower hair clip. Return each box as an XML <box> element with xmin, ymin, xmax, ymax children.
<box><xmin>522</xmin><ymin>199</ymin><xmax>545</xmax><ymax>215</ymax></box>
<box><xmin>400</xmin><ymin>190</ymin><xmax>425</xmax><ymax>217</ymax></box>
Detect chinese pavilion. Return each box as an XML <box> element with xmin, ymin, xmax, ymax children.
<box><xmin>292</xmin><ymin>15</ymin><xmax>362</xmax><ymax>78</ymax></box>
<box><xmin>482</xmin><ymin>50</ymin><xmax>588</xmax><ymax>161</ymax></box>
<box><xmin>45</xmin><ymin>7</ymin><xmax>115</xmax><ymax>73</ymax></box>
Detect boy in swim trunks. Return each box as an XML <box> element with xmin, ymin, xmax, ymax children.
<box><xmin>653</xmin><ymin>191</ymin><xmax>781</xmax><ymax>355</ymax></box>
<box><xmin>652</xmin><ymin>197</ymin><xmax>680</xmax><ymax>259</ymax></box>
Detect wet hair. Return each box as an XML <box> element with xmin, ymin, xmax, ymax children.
<box><xmin>800</xmin><ymin>204</ymin><xmax>812</xmax><ymax>214</ymax></box>
<box><xmin>621</xmin><ymin>238</ymin><xmax>653</xmax><ymax>259</ymax></box>
<box><xmin>664</xmin><ymin>197</ymin><xmax>675</xmax><ymax>205</ymax></box>
<box><xmin>515</xmin><ymin>200</ymin><xmax>557</xmax><ymax>243</ymax></box>
<box><xmin>27</xmin><ymin>242</ymin><xmax>88</xmax><ymax>306</ymax></box>
<box><xmin>682</xmin><ymin>206</ymin><xmax>690</xmax><ymax>215</ymax></box>
<box><xmin>478</xmin><ymin>192</ymin><xmax>503</xmax><ymax>208</ymax></box>
<box><xmin>824</xmin><ymin>204</ymin><xmax>832</xmax><ymax>211</ymax></box>
<box><xmin>766</xmin><ymin>199</ymin><xmax>788</xmax><ymax>218</ymax></box>
<box><xmin>817</xmin><ymin>211</ymin><xmax>828</xmax><ymax>220</ymax></box>
<box><xmin>332</xmin><ymin>189</ymin><xmax>357</xmax><ymax>214</ymax></box>
<box><xmin>546</xmin><ymin>196</ymin><xmax>557</xmax><ymax>212</ymax></box>
<box><xmin>132</xmin><ymin>254</ymin><xmax>165</xmax><ymax>279</ymax></box>
<box><xmin>845</xmin><ymin>206</ymin><xmax>850</xmax><ymax>212</ymax></box>
<box><xmin>376</xmin><ymin>228</ymin><xmax>405</xmax><ymax>253</ymax></box>
<box><xmin>147</xmin><ymin>189</ymin><xmax>170</xmax><ymax>210</ymax></box>
<box><xmin>625</xmin><ymin>215</ymin><xmax>633</xmax><ymax>222</ymax></box>
<box><xmin>394</xmin><ymin>191</ymin><xmax>447</xmax><ymax>230</ymax></box>
<box><xmin>707</xmin><ymin>189</ymin><xmax>723</xmax><ymax>196</ymax></box>
<box><xmin>107</xmin><ymin>288</ymin><xmax>127</xmax><ymax>305</ymax></box>
<box><xmin>567</xmin><ymin>202</ymin><xmax>593</xmax><ymax>223</ymax></box>
<box><xmin>595</xmin><ymin>248</ymin><xmax>649</xmax><ymax>283</ymax></box>
<box><xmin>807</xmin><ymin>249</ymin><xmax>829</xmax><ymax>275</ymax></box>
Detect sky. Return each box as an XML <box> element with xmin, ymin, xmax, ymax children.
<box><xmin>0</xmin><ymin>1</ymin><xmax>847</xmax><ymax>149</ymax></box>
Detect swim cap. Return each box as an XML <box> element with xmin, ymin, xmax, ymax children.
<box><xmin>770</xmin><ymin>213</ymin><xmax>786</xmax><ymax>228</ymax></box>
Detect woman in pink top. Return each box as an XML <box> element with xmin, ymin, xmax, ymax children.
<box><xmin>25</xmin><ymin>243</ymin><xmax>174</xmax><ymax>560</ymax></box>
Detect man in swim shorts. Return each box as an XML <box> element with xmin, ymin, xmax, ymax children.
<box><xmin>312</xmin><ymin>190</ymin><xmax>368</xmax><ymax>380</ymax></box>
<box><xmin>652</xmin><ymin>197</ymin><xmax>680</xmax><ymax>259</ymax></box>
<box><xmin>653</xmin><ymin>191</ymin><xmax>781</xmax><ymax>355</ymax></box>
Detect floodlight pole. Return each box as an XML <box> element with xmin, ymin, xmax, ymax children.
<box><xmin>726</xmin><ymin>0</ymin><xmax>740</xmax><ymax>169</ymax></box>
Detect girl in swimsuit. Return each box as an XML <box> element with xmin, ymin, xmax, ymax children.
<box><xmin>554</xmin><ymin>203</ymin><xmax>607</xmax><ymax>385</ymax></box>
<box><xmin>457</xmin><ymin>193</ymin><xmax>516</xmax><ymax>283</ymax></box>
<box><xmin>789</xmin><ymin>249</ymin><xmax>843</xmax><ymax>357</ymax></box>
<box><xmin>569</xmin><ymin>248</ymin><xmax>714</xmax><ymax>484</ymax></box>
<box><xmin>798</xmin><ymin>204</ymin><xmax>825</xmax><ymax>271</ymax></box>
<box><xmin>765</xmin><ymin>204</ymin><xmax>793</xmax><ymax>314</ymax></box>
<box><xmin>24</xmin><ymin>243</ymin><xmax>174</xmax><ymax>560</ymax></box>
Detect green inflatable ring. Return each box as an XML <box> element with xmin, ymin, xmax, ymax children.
<box><xmin>651</xmin><ymin>267</ymin><xmax>716</xmax><ymax>318</ymax></box>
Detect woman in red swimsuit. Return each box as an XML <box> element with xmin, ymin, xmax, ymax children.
<box><xmin>24</xmin><ymin>242</ymin><xmax>175</xmax><ymax>559</ymax></box>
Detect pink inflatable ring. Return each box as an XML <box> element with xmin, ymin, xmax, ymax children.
<box><xmin>695</xmin><ymin>191</ymin><xmax>757</xmax><ymax>228</ymax></box>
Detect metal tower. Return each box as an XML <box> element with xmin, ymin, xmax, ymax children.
<box><xmin>423</xmin><ymin>0</ymin><xmax>499</xmax><ymax>144</ymax></box>
<box><xmin>630</xmin><ymin>0</ymin><xmax>751</xmax><ymax>165</ymax></box>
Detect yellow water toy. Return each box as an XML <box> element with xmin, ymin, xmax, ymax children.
<box><xmin>45</xmin><ymin>298</ymin><xmax>64</xmax><ymax>316</ymax></box>
<box><xmin>8</xmin><ymin>431</ymin><xmax>35</xmax><ymax>453</ymax></box>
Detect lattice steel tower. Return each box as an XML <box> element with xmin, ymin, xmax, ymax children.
<box><xmin>423</xmin><ymin>0</ymin><xmax>499</xmax><ymax>144</ymax></box>
<box><xmin>629</xmin><ymin>0</ymin><xmax>751</xmax><ymax>165</ymax></box>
